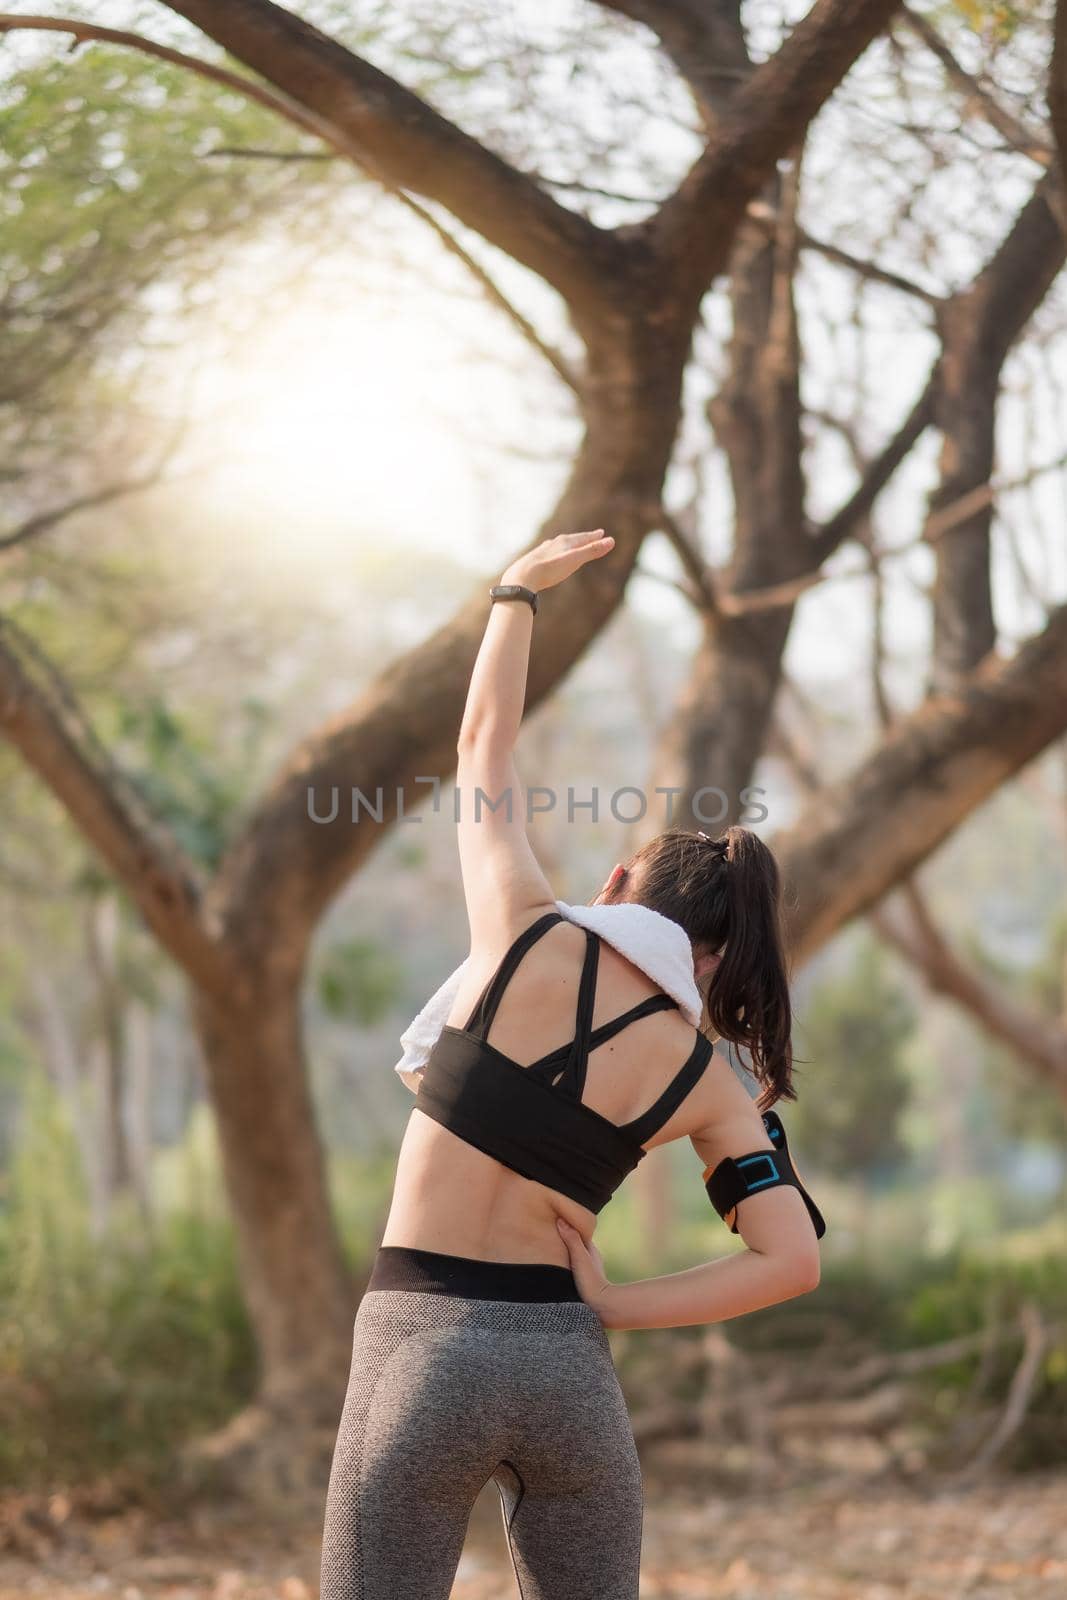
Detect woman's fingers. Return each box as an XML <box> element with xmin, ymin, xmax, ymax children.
<box><xmin>557</xmin><ymin>1217</ymin><xmax>610</xmax><ymax>1311</ymax></box>
<box><xmin>557</xmin><ymin>1216</ymin><xmax>595</xmax><ymax>1262</ymax></box>
<box><xmin>553</xmin><ymin>530</ymin><xmax>612</xmax><ymax>552</ymax></box>
<box><xmin>504</xmin><ymin>530</ymin><xmax>614</xmax><ymax>594</ymax></box>
<box><xmin>556</xmin><ymin>1217</ymin><xmax>583</xmax><ymax>1261</ymax></box>
<box><xmin>552</xmin><ymin>532</ymin><xmax>614</xmax><ymax>577</ymax></box>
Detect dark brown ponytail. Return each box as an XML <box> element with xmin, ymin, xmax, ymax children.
<box><xmin>607</xmin><ymin>825</ymin><xmax>794</xmax><ymax>1109</ymax></box>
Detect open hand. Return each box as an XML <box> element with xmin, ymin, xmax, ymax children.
<box><xmin>502</xmin><ymin>529</ymin><xmax>614</xmax><ymax>593</ymax></box>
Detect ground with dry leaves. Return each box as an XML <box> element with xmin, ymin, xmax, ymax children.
<box><xmin>2</xmin><ymin>1464</ymin><xmax>1066</xmax><ymax>1600</ymax></box>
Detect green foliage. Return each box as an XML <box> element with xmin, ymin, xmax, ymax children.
<box><xmin>614</xmin><ymin>1229</ymin><xmax>1067</xmax><ymax>1473</ymax></box>
<box><xmin>324</xmin><ymin>1149</ymin><xmax>404</xmax><ymax>1271</ymax></box>
<box><xmin>392</xmin><ymin>838</ymin><xmax>430</xmax><ymax>872</ymax></box>
<box><xmin>314</xmin><ymin>936</ymin><xmax>405</xmax><ymax>1025</ymax></box>
<box><xmin>978</xmin><ymin>910</ymin><xmax>1067</xmax><ymax>1147</ymax></box>
<box><xmin>0</xmin><ymin>41</ymin><xmax>317</xmax><ymax>411</ymax></box>
<box><xmin>109</xmin><ymin>691</ymin><xmax>271</xmax><ymax>869</ymax></box>
<box><xmin>791</xmin><ymin>935</ymin><xmax>917</xmax><ymax>1182</ymax></box>
<box><xmin>899</xmin><ymin>1229</ymin><xmax>1067</xmax><ymax>1468</ymax></box>
<box><xmin>0</xmin><ymin>1070</ymin><xmax>253</xmax><ymax>1491</ymax></box>
<box><xmin>949</xmin><ymin>0</ymin><xmax>1031</xmax><ymax>40</ymax></box>
<box><xmin>0</xmin><ymin>1006</ymin><xmax>30</xmax><ymax>1169</ymax></box>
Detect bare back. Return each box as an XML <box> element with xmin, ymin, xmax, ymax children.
<box><xmin>381</xmin><ymin>912</ymin><xmax>723</xmax><ymax>1266</ymax></box>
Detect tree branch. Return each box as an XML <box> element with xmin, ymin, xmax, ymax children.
<box><xmin>956</xmin><ymin>1301</ymin><xmax>1047</xmax><ymax>1479</ymax></box>
<box><xmin>653</xmin><ymin>0</ymin><xmax>904</xmax><ymax>296</ymax></box>
<box><xmin>391</xmin><ymin>194</ymin><xmax>582</xmax><ymax>395</ymax></box>
<box><xmin>917</xmin><ymin>467</ymin><xmax>1067</xmax><ymax>551</ymax></box>
<box><xmin>808</xmin><ymin>366</ymin><xmax>939</xmax><ymax>565</ymax></box>
<box><xmin>901</xmin><ymin>6</ymin><xmax>1053</xmax><ymax>167</ymax></box>
<box><xmin>778</xmin><ymin>601</ymin><xmax>1067</xmax><ymax>964</ymax></box>
<box><xmin>0</xmin><ymin>472</ymin><xmax>165</xmax><ymax>552</ymax></box>
<box><xmin>800</xmin><ymin>230</ymin><xmax>940</xmax><ymax>304</ymax></box>
<box><xmin>0</xmin><ymin>619</ymin><xmax>229</xmax><ymax>993</ymax></box>
<box><xmin>653</xmin><ymin>503</ymin><xmax>720</xmax><ymax>613</ymax></box>
<box><xmin>591</xmin><ymin>0</ymin><xmax>751</xmax><ymax>128</ymax></box>
<box><xmin>0</xmin><ymin>15</ymin><xmax>330</xmax><ymax>141</ymax></box>
<box><xmin>206</xmin><ymin>145</ymin><xmax>335</xmax><ymax>161</ymax></box>
<box><xmin>156</xmin><ymin>0</ymin><xmax>616</xmax><ymax>325</ymax></box>
<box><xmin>747</xmin><ymin>200</ymin><xmax>943</xmax><ymax>303</ymax></box>
<box><xmin>871</xmin><ymin>883</ymin><xmax>1067</xmax><ymax>1099</ymax></box>
<box><xmin>952</xmin><ymin>174</ymin><xmax>1066</xmax><ymax>373</ymax></box>
<box><xmin>199</xmin><ymin>154</ymin><xmax>582</xmax><ymax>388</ymax></box>
<box><xmin>1054</xmin><ymin>0</ymin><xmax>1067</xmax><ymax>176</ymax></box>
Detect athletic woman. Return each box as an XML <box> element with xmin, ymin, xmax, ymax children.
<box><xmin>319</xmin><ymin>529</ymin><xmax>824</xmax><ymax>1600</ymax></box>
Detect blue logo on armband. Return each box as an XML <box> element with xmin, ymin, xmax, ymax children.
<box><xmin>736</xmin><ymin>1153</ymin><xmax>780</xmax><ymax>1191</ymax></box>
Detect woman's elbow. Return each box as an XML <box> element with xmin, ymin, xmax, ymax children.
<box><xmin>767</xmin><ymin>1245</ymin><xmax>821</xmax><ymax>1300</ymax></box>
<box><xmin>788</xmin><ymin>1246</ymin><xmax>821</xmax><ymax>1296</ymax></box>
<box><xmin>457</xmin><ymin>720</ymin><xmax>504</xmax><ymax>755</ymax></box>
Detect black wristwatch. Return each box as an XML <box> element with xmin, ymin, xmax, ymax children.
<box><xmin>489</xmin><ymin>583</ymin><xmax>538</xmax><ymax>616</ymax></box>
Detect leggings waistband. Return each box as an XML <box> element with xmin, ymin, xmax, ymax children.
<box><xmin>367</xmin><ymin>1244</ymin><xmax>582</xmax><ymax>1302</ymax></box>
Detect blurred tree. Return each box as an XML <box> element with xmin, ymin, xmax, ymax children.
<box><xmin>791</xmin><ymin>935</ymin><xmax>915</xmax><ymax>1183</ymax></box>
<box><xmin>915</xmin><ymin>903</ymin><xmax>1067</xmax><ymax>1146</ymax></box>
<box><xmin>1052</xmin><ymin>0</ymin><xmax>1067</xmax><ymax>163</ymax></box>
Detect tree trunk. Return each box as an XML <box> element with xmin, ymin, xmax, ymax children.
<box><xmin>658</xmin><ymin>175</ymin><xmax>807</xmax><ymax>822</ymax></box>
<box><xmin>926</xmin><ymin>182</ymin><xmax>1064</xmax><ymax>694</ymax></box>
<box><xmin>189</xmin><ymin>974</ymin><xmax>359</xmax><ymax>1422</ymax></box>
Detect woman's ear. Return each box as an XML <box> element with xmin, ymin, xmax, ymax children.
<box><xmin>693</xmin><ymin>949</ymin><xmax>723</xmax><ymax>984</ymax></box>
<box><xmin>592</xmin><ymin>863</ymin><xmax>627</xmax><ymax>905</ymax></box>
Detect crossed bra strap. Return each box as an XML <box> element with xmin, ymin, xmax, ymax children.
<box><xmin>552</xmin><ymin>926</ymin><xmax>600</xmax><ymax>1101</ymax></box>
<box><xmin>463</xmin><ymin>911</ymin><xmax>565</xmax><ymax>1040</ymax></box>
<box><xmin>524</xmin><ymin>992</ymin><xmax>680</xmax><ymax>1083</ymax></box>
<box><xmin>465</xmin><ymin>912</ymin><xmax>602</xmax><ymax>1102</ymax></box>
<box><xmin>463</xmin><ymin>908</ymin><xmax>710</xmax><ymax>1141</ymax></box>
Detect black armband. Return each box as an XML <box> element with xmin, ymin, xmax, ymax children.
<box><xmin>703</xmin><ymin>1109</ymin><xmax>826</xmax><ymax>1240</ymax></box>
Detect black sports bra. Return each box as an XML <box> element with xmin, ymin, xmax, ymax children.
<box><xmin>414</xmin><ymin>910</ymin><xmax>714</xmax><ymax>1213</ymax></box>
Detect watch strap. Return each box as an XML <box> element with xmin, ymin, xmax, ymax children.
<box><xmin>489</xmin><ymin>583</ymin><xmax>538</xmax><ymax>615</ymax></box>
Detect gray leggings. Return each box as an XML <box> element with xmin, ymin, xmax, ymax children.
<box><xmin>319</xmin><ymin>1247</ymin><xmax>644</xmax><ymax>1600</ymax></box>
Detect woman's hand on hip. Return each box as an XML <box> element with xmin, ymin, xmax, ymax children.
<box><xmin>502</xmin><ymin>530</ymin><xmax>614</xmax><ymax>593</ymax></box>
<box><xmin>555</xmin><ymin>1216</ymin><xmax>615</xmax><ymax>1323</ymax></box>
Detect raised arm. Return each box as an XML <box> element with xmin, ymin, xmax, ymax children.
<box><xmin>557</xmin><ymin>1051</ymin><xmax>822</xmax><ymax>1330</ymax></box>
<box><xmin>455</xmin><ymin>530</ymin><xmax>615</xmax><ymax>957</ymax></box>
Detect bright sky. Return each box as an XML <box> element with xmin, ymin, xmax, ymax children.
<box><xmin>158</xmin><ymin>193</ymin><xmax>580</xmax><ymax>600</ymax></box>
<box><xmin>190</xmin><ymin>302</ymin><xmax>486</xmax><ymax>559</ymax></box>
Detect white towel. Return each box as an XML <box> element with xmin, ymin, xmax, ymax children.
<box><xmin>394</xmin><ymin>899</ymin><xmax>704</xmax><ymax>1093</ymax></box>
